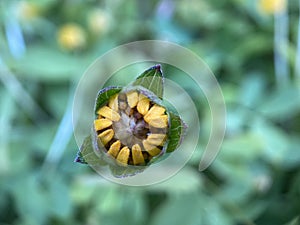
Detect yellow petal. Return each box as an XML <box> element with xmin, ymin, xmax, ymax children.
<box><xmin>147</xmin><ymin>134</ymin><xmax>167</xmax><ymax>146</ymax></box>
<box><xmin>132</xmin><ymin>144</ymin><xmax>145</xmax><ymax>165</ymax></box>
<box><xmin>142</xmin><ymin>140</ymin><xmax>161</xmax><ymax>156</ymax></box>
<box><xmin>98</xmin><ymin>129</ymin><xmax>114</xmax><ymax>146</ymax></box>
<box><xmin>107</xmin><ymin>140</ymin><xmax>121</xmax><ymax>158</ymax></box>
<box><xmin>148</xmin><ymin>115</ymin><xmax>168</xmax><ymax>128</ymax></box>
<box><xmin>126</xmin><ymin>91</ymin><xmax>138</xmax><ymax>108</ymax></box>
<box><xmin>94</xmin><ymin>118</ymin><xmax>112</xmax><ymax>131</ymax></box>
<box><xmin>108</xmin><ymin>94</ymin><xmax>119</xmax><ymax>112</ymax></box>
<box><xmin>144</xmin><ymin>105</ymin><xmax>165</xmax><ymax>123</ymax></box>
<box><xmin>116</xmin><ymin>146</ymin><xmax>130</xmax><ymax>165</ymax></box>
<box><xmin>97</xmin><ymin>106</ymin><xmax>120</xmax><ymax>121</ymax></box>
<box><xmin>137</xmin><ymin>94</ymin><xmax>150</xmax><ymax>115</ymax></box>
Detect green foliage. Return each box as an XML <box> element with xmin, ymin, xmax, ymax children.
<box><xmin>1</xmin><ymin>0</ymin><xmax>300</xmax><ymax>225</ymax></box>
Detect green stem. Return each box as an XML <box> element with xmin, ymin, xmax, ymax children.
<box><xmin>0</xmin><ymin>91</ymin><xmax>13</xmax><ymax>173</ymax></box>
<box><xmin>274</xmin><ymin>1</ymin><xmax>290</xmax><ymax>88</ymax></box>
<box><xmin>295</xmin><ymin>0</ymin><xmax>300</xmax><ymax>85</ymax></box>
<box><xmin>0</xmin><ymin>58</ymin><xmax>48</xmax><ymax>122</ymax></box>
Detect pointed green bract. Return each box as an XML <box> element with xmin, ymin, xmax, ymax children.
<box><xmin>74</xmin><ymin>151</ymin><xmax>87</xmax><ymax>164</ymax></box>
<box><xmin>166</xmin><ymin>112</ymin><xmax>187</xmax><ymax>153</ymax></box>
<box><xmin>162</xmin><ymin>100</ymin><xmax>187</xmax><ymax>153</ymax></box>
<box><xmin>74</xmin><ymin>135</ymin><xmax>95</xmax><ymax>164</ymax></box>
<box><xmin>94</xmin><ymin>86</ymin><xmax>122</xmax><ymax>116</ymax></box>
<box><xmin>75</xmin><ymin>134</ymin><xmax>108</xmax><ymax>166</ymax></box>
<box><xmin>132</xmin><ymin>64</ymin><xmax>164</xmax><ymax>99</ymax></box>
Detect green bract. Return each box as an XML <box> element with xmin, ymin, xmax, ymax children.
<box><xmin>75</xmin><ymin>65</ymin><xmax>187</xmax><ymax>177</ymax></box>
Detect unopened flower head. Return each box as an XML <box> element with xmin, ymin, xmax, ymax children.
<box><xmin>95</xmin><ymin>90</ymin><xmax>169</xmax><ymax>166</ymax></box>
<box><xmin>75</xmin><ymin>65</ymin><xmax>187</xmax><ymax>177</ymax></box>
<box><xmin>57</xmin><ymin>23</ymin><xmax>86</xmax><ymax>51</ymax></box>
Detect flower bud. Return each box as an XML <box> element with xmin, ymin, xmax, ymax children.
<box><xmin>75</xmin><ymin>65</ymin><xmax>187</xmax><ymax>177</ymax></box>
<box><xmin>57</xmin><ymin>23</ymin><xmax>86</xmax><ymax>51</ymax></box>
<box><xmin>93</xmin><ymin>89</ymin><xmax>169</xmax><ymax>166</ymax></box>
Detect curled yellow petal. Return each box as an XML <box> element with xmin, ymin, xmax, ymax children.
<box><xmin>144</xmin><ymin>105</ymin><xmax>165</xmax><ymax>123</ymax></box>
<box><xmin>142</xmin><ymin>140</ymin><xmax>161</xmax><ymax>156</ymax></box>
<box><xmin>132</xmin><ymin>144</ymin><xmax>145</xmax><ymax>165</ymax></box>
<box><xmin>126</xmin><ymin>91</ymin><xmax>138</xmax><ymax>108</ymax></box>
<box><xmin>98</xmin><ymin>129</ymin><xmax>114</xmax><ymax>146</ymax></box>
<box><xmin>97</xmin><ymin>106</ymin><xmax>120</xmax><ymax>121</ymax></box>
<box><xmin>116</xmin><ymin>146</ymin><xmax>130</xmax><ymax>165</ymax></box>
<box><xmin>148</xmin><ymin>115</ymin><xmax>168</xmax><ymax>128</ymax></box>
<box><xmin>94</xmin><ymin>118</ymin><xmax>112</xmax><ymax>131</ymax></box>
<box><xmin>137</xmin><ymin>99</ymin><xmax>150</xmax><ymax>115</ymax></box>
<box><xmin>108</xmin><ymin>94</ymin><xmax>119</xmax><ymax>112</ymax></box>
<box><xmin>107</xmin><ymin>140</ymin><xmax>121</xmax><ymax>158</ymax></box>
<box><xmin>137</xmin><ymin>94</ymin><xmax>150</xmax><ymax>115</ymax></box>
<box><xmin>147</xmin><ymin>134</ymin><xmax>167</xmax><ymax>146</ymax></box>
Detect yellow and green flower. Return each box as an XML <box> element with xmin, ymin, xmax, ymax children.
<box><xmin>75</xmin><ymin>65</ymin><xmax>187</xmax><ymax>177</ymax></box>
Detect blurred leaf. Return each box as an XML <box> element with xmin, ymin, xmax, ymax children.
<box><xmin>9</xmin><ymin>45</ymin><xmax>92</xmax><ymax>81</ymax></box>
<box><xmin>258</xmin><ymin>86</ymin><xmax>300</xmax><ymax>120</ymax></box>
<box><xmin>285</xmin><ymin>217</ymin><xmax>300</xmax><ymax>225</ymax></box>
<box><xmin>217</xmin><ymin>181</ymin><xmax>254</xmax><ymax>204</ymax></box>
<box><xmin>202</xmin><ymin>196</ymin><xmax>233</xmax><ymax>225</ymax></box>
<box><xmin>219</xmin><ymin>132</ymin><xmax>263</xmax><ymax>162</ymax></box>
<box><xmin>150</xmin><ymin>193</ymin><xmax>203</xmax><ymax>225</ymax></box>
<box><xmin>117</xmin><ymin>191</ymin><xmax>147</xmax><ymax>225</ymax></box>
<box><xmin>71</xmin><ymin>180</ymin><xmax>97</xmax><ymax>204</ymax></box>
<box><xmin>70</xmin><ymin>175</ymin><xmax>117</xmax><ymax>204</ymax></box>
<box><xmin>11</xmin><ymin>175</ymin><xmax>49</xmax><ymax>225</ymax></box>
<box><xmin>225</xmin><ymin>200</ymin><xmax>268</xmax><ymax>224</ymax></box>
<box><xmin>280</xmin><ymin>136</ymin><xmax>300</xmax><ymax>169</ymax></box>
<box><xmin>225</xmin><ymin>108</ymin><xmax>248</xmax><ymax>134</ymax></box>
<box><xmin>221</xmin><ymin>83</ymin><xmax>239</xmax><ymax>104</ymax></box>
<box><xmin>44</xmin><ymin>84</ymin><xmax>70</xmax><ymax>118</ymax></box>
<box><xmin>150</xmin><ymin>191</ymin><xmax>233</xmax><ymax>225</ymax></box>
<box><xmin>96</xmin><ymin>188</ymin><xmax>122</xmax><ymax>214</ymax></box>
<box><xmin>147</xmin><ymin>167</ymin><xmax>203</xmax><ymax>194</ymax></box>
<box><xmin>231</xmin><ymin>34</ymin><xmax>273</xmax><ymax>63</ymax></box>
<box><xmin>238</xmin><ymin>74</ymin><xmax>266</xmax><ymax>108</ymax></box>
<box><xmin>48</xmin><ymin>176</ymin><xmax>72</xmax><ymax>218</ymax></box>
<box><xmin>251</xmin><ymin>118</ymin><xmax>289</xmax><ymax>165</ymax></box>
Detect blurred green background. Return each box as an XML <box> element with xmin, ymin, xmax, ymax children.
<box><xmin>1</xmin><ymin>0</ymin><xmax>300</xmax><ymax>224</ymax></box>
